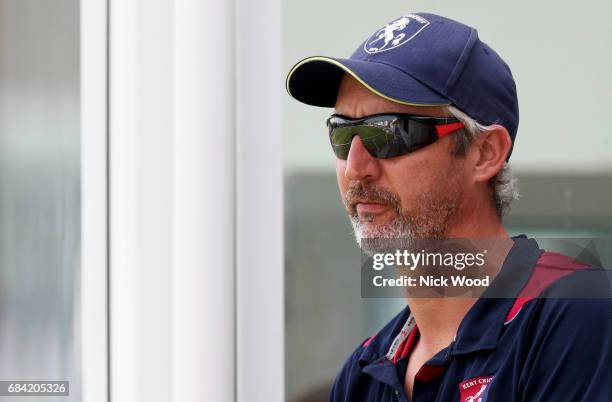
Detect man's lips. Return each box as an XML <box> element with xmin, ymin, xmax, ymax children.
<box><xmin>355</xmin><ymin>202</ymin><xmax>390</xmax><ymax>215</ymax></box>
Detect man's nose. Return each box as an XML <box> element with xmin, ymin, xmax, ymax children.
<box><xmin>344</xmin><ymin>135</ymin><xmax>382</xmax><ymax>182</ymax></box>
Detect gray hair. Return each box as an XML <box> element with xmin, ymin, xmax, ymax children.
<box><xmin>444</xmin><ymin>106</ymin><xmax>519</xmax><ymax>218</ymax></box>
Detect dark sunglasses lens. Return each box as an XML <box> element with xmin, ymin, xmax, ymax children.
<box><xmin>399</xmin><ymin>120</ymin><xmax>439</xmax><ymax>152</ymax></box>
<box><xmin>329</xmin><ymin>125</ymin><xmax>397</xmax><ymax>160</ymax></box>
<box><xmin>329</xmin><ymin>126</ymin><xmax>351</xmax><ymax>160</ymax></box>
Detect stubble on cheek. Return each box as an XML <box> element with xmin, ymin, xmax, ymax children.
<box><xmin>343</xmin><ymin>162</ymin><xmax>465</xmax><ymax>245</ymax></box>
<box><xmin>407</xmin><ymin>164</ymin><xmax>465</xmax><ymax>238</ymax></box>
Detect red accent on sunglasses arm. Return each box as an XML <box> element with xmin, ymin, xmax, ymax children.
<box><xmin>435</xmin><ymin>122</ymin><xmax>464</xmax><ymax>138</ymax></box>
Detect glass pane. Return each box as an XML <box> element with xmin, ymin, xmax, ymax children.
<box><xmin>0</xmin><ymin>1</ymin><xmax>81</xmax><ymax>401</ymax></box>
<box><xmin>283</xmin><ymin>2</ymin><xmax>612</xmax><ymax>401</ymax></box>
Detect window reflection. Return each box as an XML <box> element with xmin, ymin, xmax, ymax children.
<box><xmin>0</xmin><ymin>1</ymin><xmax>81</xmax><ymax>400</ymax></box>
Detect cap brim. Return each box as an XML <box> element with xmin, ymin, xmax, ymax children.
<box><xmin>286</xmin><ymin>56</ymin><xmax>451</xmax><ymax>108</ymax></box>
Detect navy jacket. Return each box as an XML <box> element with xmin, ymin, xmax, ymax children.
<box><xmin>330</xmin><ymin>237</ymin><xmax>612</xmax><ymax>402</ymax></box>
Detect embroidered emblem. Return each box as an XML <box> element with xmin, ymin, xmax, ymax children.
<box><xmin>364</xmin><ymin>14</ymin><xmax>430</xmax><ymax>54</ymax></box>
<box><xmin>459</xmin><ymin>375</ymin><xmax>494</xmax><ymax>402</ymax></box>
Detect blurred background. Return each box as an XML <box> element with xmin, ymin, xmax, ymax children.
<box><xmin>0</xmin><ymin>1</ymin><xmax>610</xmax><ymax>402</ymax></box>
<box><xmin>0</xmin><ymin>1</ymin><xmax>81</xmax><ymax>401</ymax></box>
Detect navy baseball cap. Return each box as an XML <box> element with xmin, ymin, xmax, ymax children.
<box><xmin>286</xmin><ymin>12</ymin><xmax>519</xmax><ymax>158</ymax></box>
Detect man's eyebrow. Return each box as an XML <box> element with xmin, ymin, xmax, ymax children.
<box><xmin>333</xmin><ymin>111</ymin><xmax>359</xmax><ymax>119</ymax></box>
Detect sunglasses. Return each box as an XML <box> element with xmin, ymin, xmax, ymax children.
<box><xmin>326</xmin><ymin>113</ymin><xmax>465</xmax><ymax>160</ymax></box>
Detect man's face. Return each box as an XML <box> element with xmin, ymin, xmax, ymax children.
<box><xmin>334</xmin><ymin>75</ymin><xmax>470</xmax><ymax>251</ymax></box>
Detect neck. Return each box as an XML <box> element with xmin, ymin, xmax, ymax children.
<box><xmin>406</xmin><ymin>204</ymin><xmax>513</xmax><ymax>353</ymax></box>
<box><xmin>406</xmin><ymin>297</ymin><xmax>476</xmax><ymax>353</ymax></box>
<box><xmin>447</xmin><ymin>198</ymin><xmax>510</xmax><ymax>238</ymax></box>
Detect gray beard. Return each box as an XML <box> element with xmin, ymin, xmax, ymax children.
<box><xmin>348</xmin><ymin>190</ymin><xmax>461</xmax><ymax>255</ymax></box>
<box><xmin>350</xmin><ymin>213</ymin><xmax>415</xmax><ymax>256</ymax></box>
<box><xmin>343</xmin><ymin>172</ymin><xmax>463</xmax><ymax>255</ymax></box>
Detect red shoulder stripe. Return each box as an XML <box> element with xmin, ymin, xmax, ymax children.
<box><xmin>504</xmin><ymin>251</ymin><xmax>590</xmax><ymax>323</ymax></box>
<box><xmin>363</xmin><ymin>333</ymin><xmax>377</xmax><ymax>347</ymax></box>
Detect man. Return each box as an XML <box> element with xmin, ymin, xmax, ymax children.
<box><xmin>286</xmin><ymin>12</ymin><xmax>612</xmax><ymax>402</ymax></box>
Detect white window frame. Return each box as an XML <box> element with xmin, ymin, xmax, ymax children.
<box><xmin>236</xmin><ymin>0</ymin><xmax>284</xmax><ymax>400</ymax></box>
<box><xmin>105</xmin><ymin>0</ymin><xmax>284</xmax><ymax>401</ymax></box>
<box><xmin>81</xmin><ymin>0</ymin><xmax>109</xmax><ymax>401</ymax></box>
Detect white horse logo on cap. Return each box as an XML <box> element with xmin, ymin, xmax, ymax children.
<box><xmin>364</xmin><ymin>14</ymin><xmax>430</xmax><ymax>54</ymax></box>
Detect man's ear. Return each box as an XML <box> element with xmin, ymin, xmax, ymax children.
<box><xmin>472</xmin><ymin>125</ymin><xmax>512</xmax><ymax>182</ymax></box>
